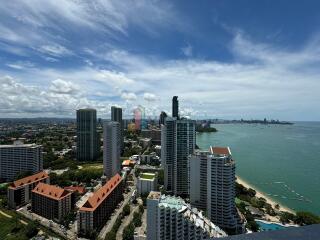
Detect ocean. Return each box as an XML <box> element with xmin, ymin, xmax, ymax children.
<box><xmin>196</xmin><ymin>122</ymin><xmax>320</xmax><ymax>215</ymax></box>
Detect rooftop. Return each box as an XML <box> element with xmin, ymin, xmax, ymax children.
<box><xmin>210</xmin><ymin>146</ymin><xmax>231</xmax><ymax>156</ymax></box>
<box><xmin>32</xmin><ymin>182</ymin><xmax>71</xmax><ymax>201</ymax></box>
<box><xmin>79</xmin><ymin>174</ymin><xmax>122</xmax><ymax>211</ymax></box>
<box><xmin>9</xmin><ymin>171</ymin><xmax>49</xmax><ymax>189</ymax></box>
<box><xmin>64</xmin><ymin>186</ymin><xmax>86</xmax><ymax>195</ymax></box>
<box><xmin>153</xmin><ymin>193</ymin><xmax>227</xmax><ymax>238</ymax></box>
<box><xmin>0</xmin><ymin>143</ymin><xmax>41</xmax><ymax>148</ymax></box>
<box><xmin>140</xmin><ymin>173</ymin><xmax>156</xmax><ymax>180</ymax></box>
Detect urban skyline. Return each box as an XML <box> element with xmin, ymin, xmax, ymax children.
<box><xmin>1</xmin><ymin>1</ymin><xmax>320</xmax><ymax>120</ymax></box>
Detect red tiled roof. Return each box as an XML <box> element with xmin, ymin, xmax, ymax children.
<box><xmin>80</xmin><ymin>174</ymin><xmax>122</xmax><ymax>212</ymax></box>
<box><xmin>210</xmin><ymin>146</ymin><xmax>231</xmax><ymax>155</ymax></box>
<box><xmin>9</xmin><ymin>171</ymin><xmax>49</xmax><ymax>189</ymax></box>
<box><xmin>64</xmin><ymin>186</ymin><xmax>86</xmax><ymax>195</ymax></box>
<box><xmin>32</xmin><ymin>182</ymin><xmax>71</xmax><ymax>201</ymax></box>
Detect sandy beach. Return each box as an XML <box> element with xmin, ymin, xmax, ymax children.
<box><xmin>236</xmin><ymin>175</ymin><xmax>295</xmax><ymax>214</ymax></box>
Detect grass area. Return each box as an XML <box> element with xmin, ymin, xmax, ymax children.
<box><xmin>78</xmin><ymin>163</ymin><xmax>103</xmax><ymax>170</ymax></box>
<box><xmin>0</xmin><ymin>208</ymin><xmax>63</xmax><ymax>240</ymax></box>
<box><xmin>140</xmin><ymin>173</ymin><xmax>155</xmax><ymax>180</ymax></box>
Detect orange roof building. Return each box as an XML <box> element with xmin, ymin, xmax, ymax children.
<box><xmin>32</xmin><ymin>182</ymin><xmax>72</xmax><ymax>221</ymax></box>
<box><xmin>210</xmin><ymin>146</ymin><xmax>231</xmax><ymax>156</ymax></box>
<box><xmin>78</xmin><ymin>174</ymin><xmax>123</xmax><ymax>233</ymax></box>
<box><xmin>7</xmin><ymin>171</ymin><xmax>50</xmax><ymax>209</ymax></box>
<box><xmin>64</xmin><ymin>186</ymin><xmax>86</xmax><ymax>195</ymax></box>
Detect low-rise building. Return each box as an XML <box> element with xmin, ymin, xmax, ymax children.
<box><xmin>31</xmin><ymin>182</ymin><xmax>72</xmax><ymax>222</ymax></box>
<box><xmin>7</xmin><ymin>171</ymin><xmax>49</xmax><ymax>209</ymax></box>
<box><xmin>137</xmin><ymin>173</ymin><xmax>157</xmax><ymax>196</ymax></box>
<box><xmin>77</xmin><ymin>174</ymin><xmax>123</xmax><ymax>234</ymax></box>
<box><xmin>147</xmin><ymin>192</ymin><xmax>227</xmax><ymax>240</ymax></box>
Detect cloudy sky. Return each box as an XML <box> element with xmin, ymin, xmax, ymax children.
<box><xmin>1</xmin><ymin>0</ymin><xmax>320</xmax><ymax>120</ymax></box>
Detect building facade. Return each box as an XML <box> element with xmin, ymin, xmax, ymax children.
<box><xmin>207</xmin><ymin>147</ymin><xmax>244</xmax><ymax>233</ymax></box>
<box><xmin>137</xmin><ymin>173</ymin><xmax>157</xmax><ymax>196</ymax></box>
<box><xmin>77</xmin><ymin>174</ymin><xmax>123</xmax><ymax>233</ymax></box>
<box><xmin>103</xmin><ymin>121</ymin><xmax>121</xmax><ymax>179</ymax></box>
<box><xmin>147</xmin><ymin>192</ymin><xmax>227</xmax><ymax>240</ymax></box>
<box><xmin>31</xmin><ymin>182</ymin><xmax>72</xmax><ymax>222</ymax></box>
<box><xmin>188</xmin><ymin>150</ymin><xmax>209</xmax><ymax>211</ymax></box>
<box><xmin>111</xmin><ymin>106</ymin><xmax>123</xmax><ymax>150</ymax></box>
<box><xmin>8</xmin><ymin>171</ymin><xmax>49</xmax><ymax>209</ymax></box>
<box><xmin>162</xmin><ymin>117</ymin><xmax>195</xmax><ymax>197</ymax></box>
<box><xmin>76</xmin><ymin>108</ymin><xmax>99</xmax><ymax>161</ymax></box>
<box><xmin>159</xmin><ymin>111</ymin><xmax>167</xmax><ymax>126</ymax></box>
<box><xmin>172</xmin><ymin>96</ymin><xmax>179</xmax><ymax>119</ymax></box>
<box><xmin>0</xmin><ymin>141</ymin><xmax>43</xmax><ymax>181</ymax></box>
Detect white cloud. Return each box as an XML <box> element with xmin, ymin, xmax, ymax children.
<box><xmin>49</xmin><ymin>79</ymin><xmax>79</xmax><ymax>94</ymax></box>
<box><xmin>38</xmin><ymin>44</ymin><xmax>72</xmax><ymax>57</ymax></box>
<box><xmin>143</xmin><ymin>92</ymin><xmax>157</xmax><ymax>102</ymax></box>
<box><xmin>181</xmin><ymin>43</ymin><xmax>193</xmax><ymax>57</ymax></box>
<box><xmin>121</xmin><ymin>92</ymin><xmax>137</xmax><ymax>101</ymax></box>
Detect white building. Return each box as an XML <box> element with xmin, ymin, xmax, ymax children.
<box><xmin>137</xmin><ymin>173</ymin><xmax>157</xmax><ymax>196</ymax></box>
<box><xmin>0</xmin><ymin>141</ymin><xmax>43</xmax><ymax>181</ymax></box>
<box><xmin>147</xmin><ymin>191</ymin><xmax>227</xmax><ymax>240</ymax></box>
<box><xmin>189</xmin><ymin>147</ymin><xmax>245</xmax><ymax>234</ymax></box>
<box><xmin>103</xmin><ymin>121</ymin><xmax>120</xmax><ymax>179</ymax></box>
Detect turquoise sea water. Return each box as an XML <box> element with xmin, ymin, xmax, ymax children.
<box><xmin>196</xmin><ymin>122</ymin><xmax>320</xmax><ymax>215</ymax></box>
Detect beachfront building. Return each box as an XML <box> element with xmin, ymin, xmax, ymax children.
<box><xmin>7</xmin><ymin>171</ymin><xmax>49</xmax><ymax>209</ymax></box>
<box><xmin>77</xmin><ymin>174</ymin><xmax>123</xmax><ymax>234</ymax></box>
<box><xmin>147</xmin><ymin>191</ymin><xmax>227</xmax><ymax>240</ymax></box>
<box><xmin>162</xmin><ymin>117</ymin><xmax>196</xmax><ymax>197</ymax></box>
<box><xmin>189</xmin><ymin>147</ymin><xmax>245</xmax><ymax>234</ymax></box>
<box><xmin>137</xmin><ymin>173</ymin><xmax>157</xmax><ymax>196</ymax></box>
<box><xmin>0</xmin><ymin>140</ymin><xmax>43</xmax><ymax>181</ymax></box>
<box><xmin>103</xmin><ymin>121</ymin><xmax>121</xmax><ymax>179</ymax></box>
<box><xmin>31</xmin><ymin>182</ymin><xmax>72</xmax><ymax>222</ymax></box>
<box><xmin>76</xmin><ymin>108</ymin><xmax>99</xmax><ymax>162</ymax></box>
<box><xmin>188</xmin><ymin>150</ymin><xmax>210</xmax><ymax>211</ymax></box>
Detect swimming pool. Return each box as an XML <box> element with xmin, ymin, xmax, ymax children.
<box><xmin>255</xmin><ymin>220</ymin><xmax>294</xmax><ymax>231</ymax></box>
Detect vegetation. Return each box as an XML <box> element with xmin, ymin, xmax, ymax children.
<box><xmin>196</xmin><ymin>125</ymin><xmax>217</xmax><ymax>133</ymax></box>
<box><xmin>105</xmin><ymin>231</ymin><xmax>116</xmax><ymax>240</ymax></box>
<box><xmin>122</xmin><ymin>204</ymin><xmax>144</xmax><ymax>240</ymax></box>
<box><xmin>123</xmin><ymin>204</ymin><xmax>131</xmax><ymax>216</ymax></box>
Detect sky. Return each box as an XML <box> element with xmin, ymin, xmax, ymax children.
<box><xmin>0</xmin><ymin>0</ymin><xmax>320</xmax><ymax>120</ymax></box>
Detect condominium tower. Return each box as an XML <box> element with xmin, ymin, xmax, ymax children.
<box><xmin>111</xmin><ymin>106</ymin><xmax>123</xmax><ymax>150</ymax></box>
<box><xmin>172</xmin><ymin>96</ymin><xmax>179</xmax><ymax>119</ymax></box>
<box><xmin>0</xmin><ymin>140</ymin><xmax>43</xmax><ymax>181</ymax></box>
<box><xmin>147</xmin><ymin>191</ymin><xmax>227</xmax><ymax>240</ymax></box>
<box><xmin>103</xmin><ymin>121</ymin><xmax>121</xmax><ymax>179</ymax></box>
<box><xmin>162</xmin><ymin>117</ymin><xmax>195</xmax><ymax>197</ymax></box>
<box><xmin>189</xmin><ymin>147</ymin><xmax>245</xmax><ymax>234</ymax></box>
<box><xmin>76</xmin><ymin>108</ymin><xmax>99</xmax><ymax>161</ymax></box>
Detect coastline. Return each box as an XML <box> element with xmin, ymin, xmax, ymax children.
<box><xmin>236</xmin><ymin>175</ymin><xmax>295</xmax><ymax>214</ymax></box>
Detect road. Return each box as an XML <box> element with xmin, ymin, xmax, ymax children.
<box><xmin>17</xmin><ymin>206</ymin><xmax>77</xmax><ymax>239</ymax></box>
<box><xmin>98</xmin><ymin>168</ymin><xmax>137</xmax><ymax>239</ymax></box>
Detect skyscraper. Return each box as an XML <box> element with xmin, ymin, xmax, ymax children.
<box><xmin>189</xmin><ymin>147</ymin><xmax>245</xmax><ymax>234</ymax></box>
<box><xmin>76</xmin><ymin>108</ymin><xmax>99</xmax><ymax>161</ymax></box>
<box><xmin>111</xmin><ymin>106</ymin><xmax>123</xmax><ymax>150</ymax></box>
<box><xmin>103</xmin><ymin>121</ymin><xmax>120</xmax><ymax>179</ymax></box>
<box><xmin>172</xmin><ymin>96</ymin><xmax>179</xmax><ymax>119</ymax></box>
<box><xmin>159</xmin><ymin>111</ymin><xmax>167</xmax><ymax>126</ymax></box>
<box><xmin>162</xmin><ymin>117</ymin><xmax>195</xmax><ymax>197</ymax></box>
<box><xmin>147</xmin><ymin>191</ymin><xmax>227</xmax><ymax>240</ymax></box>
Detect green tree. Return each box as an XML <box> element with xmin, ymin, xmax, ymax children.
<box><xmin>294</xmin><ymin>211</ymin><xmax>320</xmax><ymax>225</ymax></box>
<box><xmin>123</xmin><ymin>204</ymin><xmax>131</xmax><ymax>216</ymax></box>
<box><xmin>105</xmin><ymin>231</ymin><xmax>116</xmax><ymax>240</ymax></box>
<box><xmin>123</xmin><ymin>223</ymin><xmax>135</xmax><ymax>240</ymax></box>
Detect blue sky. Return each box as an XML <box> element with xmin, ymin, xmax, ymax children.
<box><xmin>0</xmin><ymin>0</ymin><xmax>320</xmax><ymax>120</ymax></box>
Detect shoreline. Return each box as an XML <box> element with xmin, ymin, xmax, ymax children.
<box><xmin>236</xmin><ymin>175</ymin><xmax>295</xmax><ymax>214</ymax></box>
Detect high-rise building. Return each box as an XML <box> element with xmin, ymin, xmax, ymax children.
<box><xmin>159</xmin><ymin>111</ymin><xmax>167</xmax><ymax>126</ymax></box>
<box><xmin>77</xmin><ymin>174</ymin><xmax>123</xmax><ymax>233</ymax></box>
<box><xmin>147</xmin><ymin>191</ymin><xmax>227</xmax><ymax>240</ymax></box>
<box><xmin>162</xmin><ymin>117</ymin><xmax>195</xmax><ymax>197</ymax></box>
<box><xmin>7</xmin><ymin>171</ymin><xmax>49</xmax><ymax>209</ymax></box>
<box><xmin>103</xmin><ymin>121</ymin><xmax>120</xmax><ymax>179</ymax></box>
<box><xmin>76</xmin><ymin>108</ymin><xmax>99</xmax><ymax>161</ymax></box>
<box><xmin>0</xmin><ymin>140</ymin><xmax>43</xmax><ymax>181</ymax></box>
<box><xmin>137</xmin><ymin>172</ymin><xmax>157</xmax><ymax>196</ymax></box>
<box><xmin>32</xmin><ymin>182</ymin><xmax>72</xmax><ymax>222</ymax></box>
<box><xmin>188</xmin><ymin>150</ymin><xmax>209</xmax><ymax>211</ymax></box>
<box><xmin>189</xmin><ymin>147</ymin><xmax>245</xmax><ymax>234</ymax></box>
<box><xmin>172</xmin><ymin>96</ymin><xmax>179</xmax><ymax>119</ymax></box>
<box><xmin>111</xmin><ymin>106</ymin><xmax>123</xmax><ymax>150</ymax></box>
